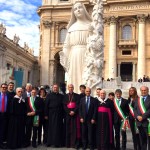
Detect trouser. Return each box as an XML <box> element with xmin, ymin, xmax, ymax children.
<box><xmin>129</xmin><ymin>118</ymin><xmax>141</xmax><ymax>150</ymax></box>
<box><xmin>81</xmin><ymin>122</ymin><xmax>94</xmax><ymax>149</ymax></box>
<box><xmin>114</xmin><ymin>123</ymin><xmax>126</xmax><ymax>150</ymax></box>
<box><xmin>138</xmin><ymin>126</ymin><xmax>150</xmax><ymax>150</ymax></box>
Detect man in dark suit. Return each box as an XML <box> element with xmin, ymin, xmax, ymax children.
<box><xmin>22</xmin><ymin>83</ymin><xmax>32</xmax><ymax>99</ymax></box>
<box><xmin>134</xmin><ymin>86</ymin><xmax>150</xmax><ymax>150</ymax></box>
<box><xmin>114</xmin><ymin>89</ymin><xmax>129</xmax><ymax>150</ymax></box>
<box><xmin>25</xmin><ymin>88</ymin><xmax>44</xmax><ymax>148</ymax></box>
<box><xmin>79</xmin><ymin>85</ymin><xmax>86</xmax><ymax>100</ymax></box>
<box><xmin>0</xmin><ymin>83</ymin><xmax>10</xmax><ymax>149</ymax></box>
<box><xmin>79</xmin><ymin>87</ymin><xmax>97</xmax><ymax>150</ymax></box>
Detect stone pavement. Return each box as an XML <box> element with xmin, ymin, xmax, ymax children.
<box><xmin>16</xmin><ymin>130</ymin><xmax>134</xmax><ymax>150</ymax></box>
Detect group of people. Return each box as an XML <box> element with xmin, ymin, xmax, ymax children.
<box><xmin>0</xmin><ymin>82</ymin><xmax>150</xmax><ymax>150</ymax></box>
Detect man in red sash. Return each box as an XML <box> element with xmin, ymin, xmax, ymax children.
<box><xmin>79</xmin><ymin>87</ymin><xmax>97</xmax><ymax>150</ymax></box>
<box><xmin>134</xmin><ymin>86</ymin><xmax>150</xmax><ymax>150</ymax></box>
<box><xmin>114</xmin><ymin>89</ymin><xmax>129</xmax><ymax>150</ymax></box>
<box><xmin>25</xmin><ymin>88</ymin><xmax>44</xmax><ymax>148</ymax></box>
<box><xmin>63</xmin><ymin>84</ymin><xmax>80</xmax><ymax>149</ymax></box>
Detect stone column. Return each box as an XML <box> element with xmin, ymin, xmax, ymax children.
<box><xmin>117</xmin><ymin>63</ymin><xmax>121</xmax><ymax>77</ymax></box>
<box><xmin>49</xmin><ymin>60</ymin><xmax>55</xmax><ymax>86</ymax></box>
<box><xmin>40</xmin><ymin>20</ymin><xmax>52</xmax><ymax>85</ymax></box>
<box><xmin>132</xmin><ymin>62</ymin><xmax>136</xmax><ymax>82</ymax></box>
<box><xmin>137</xmin><ymin>15</ymin><xmax>146</xmax><ymax>79</ymax></box>
<box><xmin>109</xmin><ymin>16</ymin><xmax>117</xmax><ymax>78</ymax></box>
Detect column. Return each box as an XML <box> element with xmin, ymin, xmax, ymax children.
<box><xmin>49</xmin><ymin>60</ymin><xmax>55</xmax><ymax>86</ymax></box>
<box><xmin>109</xmin><ymin>16</ymin><xmax>117</xmax><ymax>78</ymax></box>
<box><xmin>132</xmin><ymin>62</ymin><xmax>136</xmax><ymax>82</ymax></box>
<box><xmin>40</xmin><ymin>20</ymin><xmax>52</xmax><ymax>85</ymax></box>
<box><xmin>117</xmin><ymin>63</ymin><xmax>121</xmax><ymax>77</ymax></box>
<box><xmin>137</xmin><ymin>14</ymin><xmax>146</xmax><ymax>79</ymax></box>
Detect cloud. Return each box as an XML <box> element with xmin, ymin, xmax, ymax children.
<box><xmin>0</xmin><ymin>0</ymin><xmax>41</xmax><ymax>56</ymax></box>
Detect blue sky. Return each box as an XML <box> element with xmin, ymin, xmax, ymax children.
<box><xmin>0</xmin><ymin>0</ymin><xmax>42</xmax><ymax>56</ymax></box>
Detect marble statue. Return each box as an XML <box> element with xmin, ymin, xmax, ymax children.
<box><xmin>0</xmin><ymin>23</ymin><xmax>6</xmax><ymax>35</ymax></box>
<box><xmin>13</xmin><ymin>34</ymin><xmax>20</xmax><ymax>44</ymax></box>
<box><xmin>60</xmin><ymin>0</ymin><xmax>104</xmax><ymax>93</ymax></box>
<box><xmin>59</xmin><ymin>2</ymin><xmax>92</xmax><ymax>93</ymax></box>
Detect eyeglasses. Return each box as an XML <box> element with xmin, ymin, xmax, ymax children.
<box><xmin>18</xmin><ymin>91</ymin><xmax>22</xmax><ymax>93</ymax></box>
<box><xmin>2</xmin><ymin>87</ymin><xmax>7</xmax><ymax>89</ymax></box>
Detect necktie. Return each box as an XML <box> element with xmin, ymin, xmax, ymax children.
<box><xmin>118</xmin><ymin>99</ymin><xmax>121</xmax><ymax>106</ymax></box>
<box><xmin>1</xmin><ymin>94</ymin><xmax>5</xmax><ymax>112</ymax></box>
<box><xmin>142</xmin><ymin>97</ymin><xmax>145</xmax><ymax>102</ymax></box>
<box><xmin>86</xmin><ymin>97</ymin><xmax>89</xmax><ymax>113</ymax></box>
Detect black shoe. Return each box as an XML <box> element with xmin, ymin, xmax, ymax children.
<box><xmin>38</xmin><ymin>141</ymin><xmax>41</xmax><ymax>145</ymax></box>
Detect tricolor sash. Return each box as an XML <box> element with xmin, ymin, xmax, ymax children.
<box><xmin>129</xmin><ymin>104</ymin><xmax>138</xmax><ymax>133</ymax></box>
<box><xmin>28</xmin><ymin>97</ymin><xmax>39</xmax><ymax>127</ymax></box>
<box><xmin>114</xmin><ymin>99</ymin><xmax>130</xmax><ymax>130</ymax></box>
<box><xmin>138</xmin><ymin>96</ymin><xmax>150</xmax><ymax>136</ymax></box>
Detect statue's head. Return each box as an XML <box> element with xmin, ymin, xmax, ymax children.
<box><xmin>67</xmin><ymin>2</ymin><xmax>92</xmax><ymax>29</ymax></box>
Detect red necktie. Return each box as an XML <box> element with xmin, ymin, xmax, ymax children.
<box><xmin>1</xmin><ymin>94</ymin><xmax>5</xmax><ymax>112</ymax></box>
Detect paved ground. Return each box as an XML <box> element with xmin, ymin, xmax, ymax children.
<box><xmin>11</xmin><ymin>130</ymin><xmax>133</xmax><ymax>150</ymax></box>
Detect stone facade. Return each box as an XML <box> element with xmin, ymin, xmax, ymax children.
<box><xmin>38</xmin><ymin>0</ymin><xmax>150</xmax><ymax>86</ymax></box>
<box><xmin>0</xmin><ymin>24</ymin><xmax>40</xmax><ymax>87</ymax></box>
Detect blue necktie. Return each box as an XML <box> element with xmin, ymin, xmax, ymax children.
<box><xmin>86</xmin><ymin>97</ymin><xmax>89</xmax><ymax>113</ymax></box>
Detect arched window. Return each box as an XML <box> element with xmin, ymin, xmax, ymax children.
<box><xmin>59</xmin><ymin>28</ymin><xmax>67</xmax><ymax>43</ymax></box>
<box><xmin>122</xmin><ymin>25</ymin><xmax>132</xmax><ymax>40</ymax></box>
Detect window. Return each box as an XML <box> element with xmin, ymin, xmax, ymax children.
<box><xmin>59</xmin><ymin>28</ymin><xmax>67</xmax><ymax>43</ymax></box>
<box><xmin>122</xmin><ymin>25</ymin><xmax>132</xmax><ymax>40</ymax></box>
<box><xmin>6</xmin><ymin>63</ymin><xmax>11</xmax><ymax>70</ymax></box>
<box><xmin>122</xmin><ymin>50</ymin><xmax>131</xmax><ymax>55</ymax></box>
<box><xmin>18</xmin><ymin>68</ymin><xmax>23</xmax><ymax>71</ymax></box>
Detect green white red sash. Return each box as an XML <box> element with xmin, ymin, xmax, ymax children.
<box><xmin>138</xmin><ymin>96</ymin><xmax>150</xmax><ymax>136</ymax></box>
<box><xmin>28</xmin><ymin>97</ymin><xmax>39</xmax><ymax>127</ymax></box>
<box><xmin>114</xmin><ymin>99</ymin><xmax>130</xmax><ymax>130</ymax></box>
<box><xmin>129</xmin><ymin>103</ymin><xmax>138</xmax><ymax>133</ymax></box>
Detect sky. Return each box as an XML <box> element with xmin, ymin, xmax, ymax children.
<box><xmin>0</xmin><ymin>0</ymin><xmax>42</xmax><ymax>56</ymax></box>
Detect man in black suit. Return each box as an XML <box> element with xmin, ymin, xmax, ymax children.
<box><xmin>114</xmin><ymin>89</ymin><xmax>129</xmax><ymax>150</ymax></box>
<box><xmin>79</xmin><ymin>87</ymin><xmax>97</xmax><ymax>150</ymax></box>
<box><xmin>25</xmin><ymin>88</ymin><xmax>44</xmax><ymax>148</ymax></box>
<box><xmin>22</xmin><ymin>83</ymin><xmax>32</xmax><ymax>99</ymax></box>
<box><xmin>134</xmin><ymin>86</ymin><xmax>150</xmax><ymax>150</ymax></box>
<box><xmin>0</xmin><ymin>83</ymin><xmax>10</xmax><ymax>149</ymax></box>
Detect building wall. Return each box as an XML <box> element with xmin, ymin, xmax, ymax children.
<box><xmin>0</xmin><ymin>32</ymin><xmax>40</xmax><ymax>87</ymax></box>
<box><xmin>38</xmin><ymin>0</ymin><xmax>150</xmax><ymax>85</ymax></box>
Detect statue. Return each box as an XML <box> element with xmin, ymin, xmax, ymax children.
<box><xmin>13</xmin><ymin>34</ymin><xmax>20</xmax><ymax>44</ymax></box>
<box><xmin>60</xmin><ymin>0</ymin><xmax>104</xmax><ymax>94</ymax></box>
<box><xmin>0</xmin><ymin>23</ymin><xmax>6</xmax><ymax>35</ymax></box>
<box><xmin>24</xmin><ymin>42</ymin><xmax>29</xmax><ymax>51</ymax></box>
<box><xmin>83</xmin><ymin>0</ymin><xmax>104</xmax><ymax>93</ymax></box>
<box><xmin>59</xmin><ymin>2</ymin><xmax>92</xmax><ymax>93</ymax></box>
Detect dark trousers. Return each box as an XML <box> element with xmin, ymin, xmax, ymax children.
<box><xmin>114</xmin><ymin>122</ymin><xmax>126</xmax><ymax>150</ymax></box>
<box><xmin>32</xmin><ymin>126</ymin><xmax>38</xmax><ymax>145</ymax></box>
<box><xmin>138</xmin><ymin>126</ymin><xmax>150</xmax><ymax>150</ymax></box>
<box><xmin>81</xmin><ymin>122</ymin><xmax>94</xmax><ymax>149</ymax></box>
<box><xmin>42</xmin><ymin>119</ymin><xmax>48</xmax><ymax>144</ymax></box>
<box><xmin>25</xmin><ymin>118</ymin><xmax>33</xmax><ymax>145</ymax></box>
<box><xmin>0</xmin><ymin>113</ymin><xmax>8</xmax><ymax>145</ymax></box>
<box><xmin>129</xmin><ymin>118</ymin><xmax>141</xmax><ymax>150</ymax></box>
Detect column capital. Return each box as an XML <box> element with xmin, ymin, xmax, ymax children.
<box><xmin>109</xmin><ymin>16</ymin><xmax>118</xmax><ymax>25</ymax></box>
<box><xmin>49</xmin><ymin>59</ymin><xmax>55</xmax><ymax>66</ymax></box>
<box><xmin>42</xmin><ymin>20</ymin><xmax>52</xmax><ymax>28</ymax></box>
<box><xmin>137</xmin><ymin>14</ymin><xmax>147</xmax><ymax>23</ymax></box>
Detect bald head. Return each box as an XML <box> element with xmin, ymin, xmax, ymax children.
<box><xmin>140</xmin><ymin>86</ymin><xmax>149</xmax><ymax>96</ymax></box>
<box><xmin>68</xmin><ymin>84</ymin><xmax>74</xmax><ymax>93</ymax></box>
<box><xmin>85</xmin><ymin>87</ymin><xmax>91</xmax><ymax>96</ymax></box>
<box><xmin>100</xmin><ymin>90</ymin><xmax>106</xmax><ymax>99</ymax></box>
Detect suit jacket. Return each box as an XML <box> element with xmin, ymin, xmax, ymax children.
<box><xmin>134</xmin><ymin>95</ymin><xmax>150</xmax><ymax>127</ymax></box>
<box><xmin>113</xmin><ymin>98</ymin><xmax>129</xmax><ymax>124</ymax></box>
<box><xmin>79</xmin><ymin>96</ymin><xmax>97</xmax><ymax>123</ymax></box>
<box><xmin>63</xmin><ymin>92</ymin><xmax>80</xmax><ymax>115</ymax></box>
<box><xmin>26</xmin><ymin>96</ymin><xmax>44</xmax><ymax>124</ymax></box>
<box><xmin>22</xmin><ymin>91</ymin><xmax>31</xmax><ymax>100</ymax></box>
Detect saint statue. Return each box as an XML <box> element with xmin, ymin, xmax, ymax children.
<box><xmin>59</xmin><ymin>2</ymin><xmax>92</xmax><ymax>93</ymax></box>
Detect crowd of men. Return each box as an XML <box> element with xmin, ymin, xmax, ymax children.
<box><xmin>0</xmin><ymin>82</ymin><xmax>150</xmax><ymax>150</ymax></box>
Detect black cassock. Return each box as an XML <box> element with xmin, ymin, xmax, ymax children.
<box><xmin>45</xmin><ymin>92</ymin><xmax>64</xmax><ymax>147</ymax></box>
<box><xmin>96</xmin><ymin>99</ymin><xmax>114</xmax><ymax>150</ymax></box>
<box><xmin>7</xmin><ymin>97</ymin><xmax>26</xmax><ymax>149</ymax></box>
<box><xmin>63</xmin><ymin>93</ymin><xmax>80</xmax><ymax>148</ymax></box>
